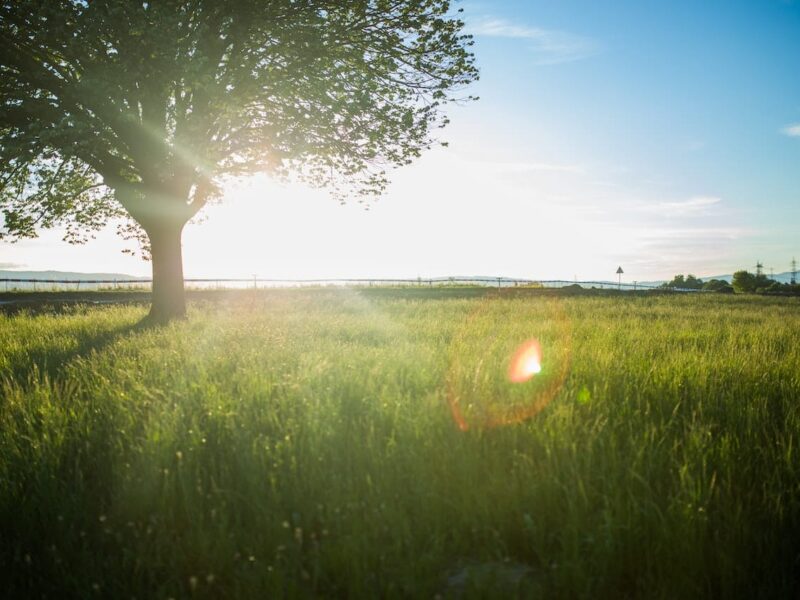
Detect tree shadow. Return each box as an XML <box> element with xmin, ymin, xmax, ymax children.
<box><xmin>0</xmin><ymin>311</ymin><xmax>169</xmax><ymax>595</ymax></box>
<box><xmin>3</xmin><ymin>313</ymin><xmax>160</xmax><ymax>386</ymax></box>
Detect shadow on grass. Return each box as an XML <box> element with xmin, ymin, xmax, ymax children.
<box><xmin>0</xmin><ymin>312</ymin><xmax>172</xmax><ymax>595</ymax></box>
<box><xmin>5</xmin><ymin>313</ymin><xmax>160</xmax><ymax>386</ymax></box>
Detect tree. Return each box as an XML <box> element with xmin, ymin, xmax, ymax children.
<box><xmin>701</xmin><ymin>278</ymin><xmax>733</xmax><ymax>293</ymax></box>
<box><xmin>732</xmin><ymin>270</ymin><xmax>758</xmax><ymax>293</ymax></box>
<box><xmin>661</xmin><ymin>274</ymin><xmax>703</xmax><ymax>290</ymax></box>
<box><xmin>0</xmin><ymin>1</ymin><xmax>478</xmax><ymax>320</ymax></box>
<box><xmin>663</xmin><ymin>274</ymin><xmax>686</xmax><ymax>288</ymax></box>
<box><xmin>684</xmin><ymin>274</ymin><xmax>703</xmax><ymax>289</ymax></box>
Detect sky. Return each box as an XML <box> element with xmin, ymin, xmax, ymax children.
<box><xmin>2</xmin><ymin>0</ymin><xmax>800</xmax><ymax>282</ymax></box>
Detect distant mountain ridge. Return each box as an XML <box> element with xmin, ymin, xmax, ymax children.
<box><xmin>1</xmin><ymin>270</ymin><xmax>796</xmax><ymax>285</ymax></box>
<box><xmin>0</xmin><ymin>270</ymin><xmax>148</xmax><ymax>281</ymax></box>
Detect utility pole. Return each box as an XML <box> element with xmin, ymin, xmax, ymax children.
<box><xmin>754</xmin><ymin>261</ymin><xmax>764</xmax><ymax>277</ymax></box>
<box><xmin>792</xmin><ymin>257</ymin><xmax>797</xmax><ymax>286</ymax></box>
<box><xmin>616</xmin><ymin>266</ymin><xmax>624</xmax><ymax>290</ymax></box>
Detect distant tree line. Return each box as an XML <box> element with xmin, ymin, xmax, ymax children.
<box><xmin>730</xmin><ymin>271</ymin><xmax>800</xmax><ymax>294</ymax></box>
<box><xmin>661</xmin><ymin>272</ymin><xmax>800</xmax><ymax>294</ymax></box>
<box><xmin>660</xmin><ymin>274</ymin><xmax>734</xmax><ymax>293</ymax></box>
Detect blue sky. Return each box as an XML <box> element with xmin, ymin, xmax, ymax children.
<box><xmin>456</xmin><ymin>0</ymin><xmax>800</xmax><ymax>275</ymax></box>
<box><xmin>3</xmin><ymin>0</ymin><xmax>799</xmax><ymax>281</ymax></box>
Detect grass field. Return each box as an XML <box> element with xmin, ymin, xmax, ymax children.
<box><xmin>1</xmin><ymin>289</ymin><xmax>799</xmax><ymax>598</ymax></box>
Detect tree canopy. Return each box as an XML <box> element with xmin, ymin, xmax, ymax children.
<box><xmin>732</xmin><ymin>270</ymin><xmax>800</xmax><ymax>294</ymax></box>
<box><xmin>732</xmin><ymin>270</ymin><xmax>768</xmax><ymax>293</ymax></box>
<box><xmin>0</xmin><ymin>0</ymin><xmax>478</xmax><ymax>318</ymax></box>
<box><xmin>661</xmin><ymin>274</ymin><xmax>703</xmax><ymax>290</ymax></box>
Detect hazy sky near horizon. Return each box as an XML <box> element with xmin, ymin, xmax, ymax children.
<box><xmin>3</xmin><ymin>0</ymin><xmax>799</xmax><ymax>281</ymax></box>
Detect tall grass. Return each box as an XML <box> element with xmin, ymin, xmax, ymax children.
<box><xmin>1</xmin><ymin>289</ymin><xmax>798</xmax><ymax>598</ymax></box>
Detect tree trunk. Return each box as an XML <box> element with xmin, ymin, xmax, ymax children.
<box><xmin>147</xmin><ymin>222</ymin><xmax>186</xmax><ymax>322</ymax></box>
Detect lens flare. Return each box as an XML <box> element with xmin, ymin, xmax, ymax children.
<box><xmin>508</xmin><ymin>339</ymin><xmax>542</xmax><ymax>383</ymax></box>
<box><xmin>446</xmin><ymin>291</ymin><xmax>572</xmax><ymax>431</ymax></box>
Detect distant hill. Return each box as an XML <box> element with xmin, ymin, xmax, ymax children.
<box><xmin>756</xmin><ymin>271</ymin><xmax>797</xmax><ymax>284</ymax></box>
<box><xmin>1</xmin><ymin>270</ymin><xmax>795</xmax><ymax>286</ymax></box>
<box><xmin>0</xmin><ymin>270</ymin><xmax>148</xmax><ymax>281</ymax></box>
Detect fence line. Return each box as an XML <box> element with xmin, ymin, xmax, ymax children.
<box><xmin>0</xmin><ymin>277</ymin><xmax>703</xmax><ymax>293</ymax></box>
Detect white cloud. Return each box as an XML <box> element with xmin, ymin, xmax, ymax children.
<box><xmin>640</xmin><ymin>196</ymin><xmax>722</xmax><ymax>217</ymax></box>
<box><xmin>622</xmin><ymin>225</ymin><xmax>756</xmax><ymax>277</ymax></box>
<box><xmin>486</xmin><ymin>161</ymin><xmax>585</xmax><ymax>174</ymax></box>
<box><xmin>634</xmin><ymin>226</ymin><xmax>748</xmax><ymax>243</ymax></box>
<box><xmin>467</xmin><ymin>18</ymin><xmax>598</xmax><ymax>65</ymax></box>
<box><xmin>782</xmin><ymin>124</ymin><xmax>800</xmax><ymax>137</ymax></box>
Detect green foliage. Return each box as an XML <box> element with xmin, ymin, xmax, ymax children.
<box><xmin>732</xmin><ymin>270</ymin><xmax>774</xmax><ymax>293</ymax></box>
<box><xmin>0</xmin><ymin>1</ymin><xmax>478</xmax><ymax>242</ymax></box>
<box><xmin>0</xmin><ymin>155</ymin><xmax>122</xmax><ymax>243</ymax></box>
<box><xmin>662</xmin><ymin>274</ymin><xmax>704</xmax><ymax>290</ymax></box>
<box><xmin>732</xmin><ymin>270</ymin><xmax>756</xmax><ymax>293</ymax></box>
<box><xmin>701</xmin><ymin>278</ymin><xmax>733</xmax><ymax>293</ymax></box>
<box><xmin>2</xmin><ymin>290</ymin><xmax>800</xmax><ymax>597</ymax></box>
<box><xmin>759</xmin><ymin>280</ymin><xmax>800</xmax><ymax>295</ymax></box>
